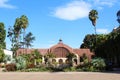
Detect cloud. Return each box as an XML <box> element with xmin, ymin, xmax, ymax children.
<box><xmin>97</xmin><ymin>29</ymin><xmax>109</xmax><ymax>34</ymax></box>
<box><xmin>51</xmin><ymin>0</ymin><xmax>118</xmax><ymax>20</ymax></box>
<box><xmin>52</xmin><ymin>1</ymin><xmax>91</xmax><ymax>20</ymax></box>
<box><xmin>90</xmin><ymin>0</ymin><xmax>118</xmax><ymax>8</ymax></box>
<box><xmin>0</xmin><ymin>0</ymin><xmax>16</xmax><ymax>9</ymax></box>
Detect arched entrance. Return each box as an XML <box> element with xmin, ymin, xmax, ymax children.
<box><xmin>73</xmin><ymin>58</ymin><xmax>77</xmax><ymax>64</ymax></box>
<box><xmin>52</xmin><ymin>59</ymin><xmax>56</xmax><ymax>64</ymax></box>
<box><xmin>59</xmin><ymin>59</ymin><xmax>63</xmax><ymax>64</ymax></box>
<box><xmin>65</xmin><ymin>59</ymin><xmax>69</xmax><ymax>64</ymax></box>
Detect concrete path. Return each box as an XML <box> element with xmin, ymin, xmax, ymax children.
<box><xmin>0</xmin><ymin>72</ymin><xmax>120</xmax><ymax>80</ymax></box>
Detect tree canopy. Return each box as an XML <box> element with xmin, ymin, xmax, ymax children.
<box><xmin>7</xmin><ymin>15</ymin><xmax>29</xmax><ymax>56</ymax></box>
<box><xmin>0</xmin><ymin>22</ymin><xmax>6</xmax><ymax>49</ymax></box>
<box><xmin>89</xmin><ymin>9</ymin><xmax>98</xmax><ymax>27</ymax></box>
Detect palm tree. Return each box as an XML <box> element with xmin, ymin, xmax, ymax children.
<box><xmin>7</xmin><ymin>15</ymin><xmax>28</xmax><ymax>56</ymax></box>
<box><xmin>20</xmin><ymin>15</ymin><xmax>29</xmax><ymax>49</ymax></box>
<box><xmin>14</xmin><ymin>18</ymin><xmax>22</xmax><ymax>43</ymax></box>
<box><xmin>24</xmin><ymin>32</ymin><xmax>35</xmax><ymax>49</ymax></box>
<box><xmin>10</xmin><ymin>18</ymin><xmax>22</xmax><ymax>56</ymax></box>
<box><xmin>89</xmin><ymin>9</ymin><xmax>98</xmax><ymax>35</ymax></box>
<box><xmin>89</xmin><ymin>9</ymin><xmax>98</xmax><ymax>51</ymax></box>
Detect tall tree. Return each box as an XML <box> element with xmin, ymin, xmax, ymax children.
<box><xmin>0</xmin><ymin>26</ymin><xmax>5</xmax><ymax>63</ymax></box>
<box><xmin>0</xmin><ymin>46</ymin><xmax>5</xmax><ymax>63</ymax></box>
<box><xmin>8</xmin><ymin>27</ymin><xmax>19</xmax><ymax>56</ymax></box>
<box><xmin>0</xmin><ymin>22</ymin><xmax>6</xmax><ymax>49</ymax></box>
<box><xmin>7</xmin><ymin>15</ymin><xmax>29</xmax><ymax>56</ymax></box>
<box><xmin>89</xmin><ymin>9</ymin><xmax>98</xmax><ymax>35</ymax></box>
<box><xmin>80</xmin><ymin>34</ymin><xmax>96</xmax><ymax>52</ymax></box>
<box><xmin>95</xmin><ymin>32</ymin><xmax>120</xmax><ymax>67</ymax></box>
<box><xmin>24</xmin><ymin>32</ymin><xmax>35</xmax><ymax>48</ymax></box>
<box><xmin>80</xmin><ymin>34</ymin><xmax>108</xmax><ymax>53</ymax></box>
<box><xmin>8</xmin><ymin>17</ymin><xmax>22</xmax><ymax>57</ymax></box>
<box><xmin>20</xmin><ymin>15</ymin><xmax>29</xmax><ymax>49</ymax></box>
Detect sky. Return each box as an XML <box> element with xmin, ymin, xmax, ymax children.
<box><xmin>0</xmin><ymin>0</ymin><xmax>120</xmax><ymax>49</ymax></box>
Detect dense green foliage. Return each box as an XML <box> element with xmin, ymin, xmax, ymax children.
<box><xmin>0</xmin><ymin>47</ymin><xmax>5</xmax><ymax>63</ymax></box>
<box><xmin>91</xmin><ymin>58</ymin><xmax>106</xmax><ymax>71</ymax></box>
<box><xmin>81</xmin><ymin>32</ymin><xmax>120</xmax><ymax>67</ymax></box>
<box><xmin>95</xmin><ymin>32</ymin><xmax>120</xmax><ymax>67</ymax></box>
<box><xmin>66</xmin><ymin>53</ymin><xmax>76</xmax><ymax>66</ymax></box>
<box><xmin>80</xmin><ymin>34</ymin><xmax>96</xmax><ymax>51</ymax></box>
<box><xmin>15</xmin><ymin>56</ymin><xmax>26</xmax><ymax>70</ymax></box>
<box><xmin>3</xmin><ymin>55</ymin><xmax>11</xmax><ymax>63</ymax></box>
<box><xmin>7</xmin><ymin>15</ymin><xmax>35</xmax><ymax>56</ymax></box>
<box><xmin>80</xmin><ymin>9</ymin><xmax>120</xmax><ymax>69</ymax></box>
<box><xmin>0</xmin><ymin>22</ymin><xmax>6</xmax><ymax>49</ymax></box>
<box><xmin>0</xmin><ymin>22</ymin><xmax>6</xmax><ymax>63</ymax></box>
<box><xmin>7</xmin><ymin>15</ymin><xmax>29</xmax><ymax>56</ymax></box>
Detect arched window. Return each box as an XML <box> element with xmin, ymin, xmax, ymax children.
<box><xmin>73</xmin><ymin>59</ymin><xmax>77</xmax><ymax>64</ymax></box>
<box><xmin>65</xmin><ymin>59</ymin><xmax>69</xmax><ymax>64</ymax></box>
<box><xmin>53</xmin><ymin>47</ymin><xmax>70</xmax><ymax>57</ymax></box>
<box><xmin>59</xmin><ymin>59</ymin><xmax>63</xmax><ymax>64</ymax></box>
<box><xmin>52</xmin><ymin>59</ymin><xmax>56</xmax><ymax>64</ymax></box>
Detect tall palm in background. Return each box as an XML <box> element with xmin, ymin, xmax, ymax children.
<box><xmin>14</xmin><ymin>18</ymin><xmax>22</xmax><ymax>43</ymax></box>
<box><xmin>89</xmin><ymin>9</ymin><xmax>98</xmax><ymax>51</ymax></box>
<box><xmin>20</xmin><ymin>15</ymin><xmax>29</xmax><ymax>49</ymax></box>
<box><xmin>89</xmin><ymin>9</ymin><xmax>98</xmax><ymax>35</ymax></box>
<box><xmin>24</xmin><ymin>32</ymin><xmax>35</xmax><ymax>49</ymax></box>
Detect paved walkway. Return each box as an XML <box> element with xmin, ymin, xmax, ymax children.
<box><xmin>0</xmin><ymin>72</ymin><xmax>120</xmax><ymax>80</ymax></box>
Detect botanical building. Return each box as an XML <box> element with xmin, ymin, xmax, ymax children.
<box><xmin>17</xmin><ymin>39</ymin><xmax>93</xmax><ymax>65</ymax></box>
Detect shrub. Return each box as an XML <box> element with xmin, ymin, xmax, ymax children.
<box><xmin>15</xmin><ymin>56</ymin><xmax>27</xmax><ymax>70</ymax></box>
<box><xmin>5</xmin><ymin>63</ymin><xmax>16</xmax><ymax>71</ymax></box>
<box><xmin>3</xmin><ymin>55</ymin><xmax>11</xmax><ymax>63</ymax></box>
<box><xmin>0</xmin><ymin>48</ymin><xmax>5</xmax><ymax>63</ymax></box>
<box><xmin>63</xmin><ymin>67</ymin><xmax>76</xmax><ymax>72</ymax></box>
<box><xmin>20</xmin><ymin>67</ymin><xmax>50</xmax><ymax>72</ymax></box>
<box><xmin>91</xmin><ymin>57</ymin><xmax>106</xmax><ymax>71</ymax></box>
<box><xmin>27</xmin><ymin>63</ymin><xmax>35</xmax><ymax>68</ymax></box>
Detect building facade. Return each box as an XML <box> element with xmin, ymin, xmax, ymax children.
<box><xmin>17</xmin><ymin>39</ymin><xmax>93</xmax><ymax>65</ymax></box>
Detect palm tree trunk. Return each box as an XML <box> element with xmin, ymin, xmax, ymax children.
<box><xmin>94</xmin><ymin>25</ymin><xmax>97</xmax><ymax>51</ymax></box>
<box><xmin>94</xmin><ymin>26</ymin><xmax>96</xmax><ymax>35</ymax></box>
<box><xmin>23</xmin><ymin>29</ymin><xmax>26</xmax><ymax>54</ymax></box>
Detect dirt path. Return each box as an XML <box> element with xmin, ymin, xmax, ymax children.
<box><xmin>0</xmin><ymin>72</ymin><xmax>120</xmax><ymax>80</ymax></box>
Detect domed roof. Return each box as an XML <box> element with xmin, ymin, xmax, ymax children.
<box><xmin>49</xmin><ymin>39</ymin><xmax>73</xmax><ymax>53</ymax></box>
